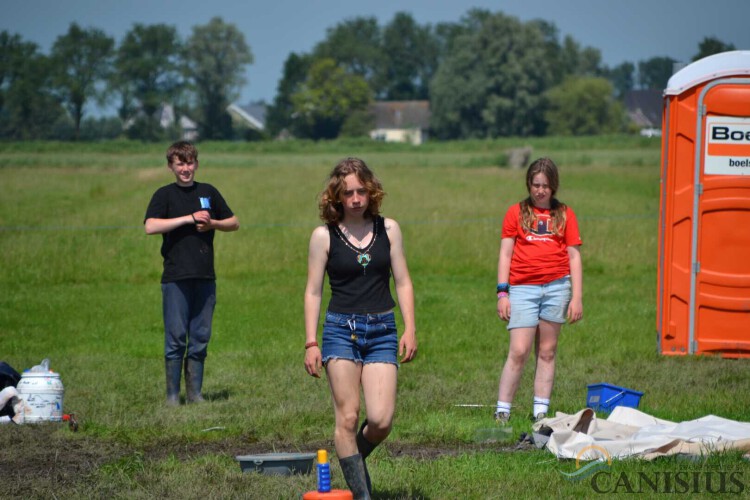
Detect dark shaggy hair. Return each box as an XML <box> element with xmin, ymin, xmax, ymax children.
<box><xmin>166</xmin><ymin>141</ymin><xmax>198</xmax><ymax>165</ymax></box>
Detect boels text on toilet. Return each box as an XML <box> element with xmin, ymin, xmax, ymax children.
<box><xmin>705</xmin><ymin>116</ymin><xmax>750</xmax><ymax>175</ymax></box>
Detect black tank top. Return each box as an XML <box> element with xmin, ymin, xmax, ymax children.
<box><xmin>326</xmin><ymin>216</ymin><xmax>396</xmax><ymax>314</ymax></box>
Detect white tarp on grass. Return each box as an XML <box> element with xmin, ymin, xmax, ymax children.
<box><xmin>533</xmin><ymin>407</ymin><xmax>750</xmax><ymax>461</ymax></box>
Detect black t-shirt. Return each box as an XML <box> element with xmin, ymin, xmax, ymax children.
<box><xmin>144</xmin><ymin>182</ymin><xmax>234</xmax><ymax>283</ymax></box>
<box><xmin>326</xmin><ymin>216</ymin><xmax>396</xmax><ymax>314</ymax></box>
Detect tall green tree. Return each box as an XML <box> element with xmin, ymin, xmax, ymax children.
<box><xmin>528</xmin><ymin>19</ymin><xmax>564</xmax><ymax>81</ymax></box>
<box><xmin>693</xmin><ymin>36</ymin><xmax>736</xmax><ymax>61</ymax></box>
<box><xmin>378</xmin><ymin>12</ymin><xmax>439</xmax><ymax>100</ymax></box>
<box><xmin>313</xmin><ymin>17</ymin><xmax>384</xmax><ymax>93</ymax></box>
<box><xmin>114</xmin><ymin>23</ymin><xmax>183</xmax><ymax>141</ymax></box>
<box><xmin>545</xmin><ymin>77</ymin><xmax>625</xmax><ymax>135</ymax></box>
<box><xmin>607</xmin><ymin>61</ymin><xmax>636</xmax><ymax>99</ymax></box>
<box><xmin>527</xmin><ymin>20</ymin><xmax>605</xmax><ymax>85</ymax></box>
<box><xmin>433</xmin><ymin>20</ymin><xmax>471</xmax><ymax>61</ymax></box>
<box><xmin>1</xmin><ymin>32</ymin><xmax>33</xmax><ymax>118</ymax></box>
<box><xmin>0</xmin><ymin>32</ymin><xmax>65</xmax><ymax>139</ymax></box>
<box><xmin>559</xmin><ymin>35</ymin><xmax>603</xmax><ymax>77</ymax></box>
<box><xmin>50</xmin><ymin>23</ymin><xmax>114</xmax><ymax>140</ymax></box>
<box><xmin>290</xmin><ymin>58</ymin><xmax>371</xmax><ymax>140</ymax></box>
<box><xmin>637</xmin><ymin>56</ymin><xmax>676</xmax><ymax>90</ymax></box>
<box><xmin>430</xmin><ymin>10</ymin><xmax>556</xmax><ymax>139</ymax></box>
<box><xmin>184</xmin><ymin>17</ymin><xmax>253</xmax><ymax>140</ymax></box>
<box><xmin>266</xmin><ymin>52</ymin><xmax>313</xmax><ymax>137</ymax></box>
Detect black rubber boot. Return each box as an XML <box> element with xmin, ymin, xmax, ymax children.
<box><xmin>184</xmin><ymin>358</ymin><xmax>205</xmax><ymax>403</ymax></box>
<box><xmin>339</xmin><ymin>454</ymin><xmax>371</xmax><ymax>500</ymax></box>
<box><xmin>356</xmin><ymin>420</ymin><xmax>378</xmax><ymax>494</ymax></box>
<box><xmin>165</xmin><ymin>359</ymin><xmax>182</xmax><ymax>406</ymax></box>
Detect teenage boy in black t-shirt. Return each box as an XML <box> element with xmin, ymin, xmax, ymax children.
<box><xmin>145</xmin><ymin>141</ymin><xmax>239</xmax><ymax>405</ymax></box>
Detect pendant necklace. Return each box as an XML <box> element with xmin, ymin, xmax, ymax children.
<box><xmin>336</xmin><ymin>220</ymin><xmax>377</xmax><ymax>274</ymax></box>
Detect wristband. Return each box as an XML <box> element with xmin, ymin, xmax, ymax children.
<box><xmin>496</xmin><ymin>283</ymin><xmax>509</xmax><ymax>294</ymax></box>
<box><xmin>191</xmin><ymin>213</ymin><xmax>197</xmax><ymax>224</ymax></box>
<box><xmin>497</xmin><ymin>292</ymin><xmax>509</xmax><ymax>299</ymax></box>
<box><xmin>305</xmin><ymin>341</ymin><xmax>319</xmax><ymax>349</ymax></box>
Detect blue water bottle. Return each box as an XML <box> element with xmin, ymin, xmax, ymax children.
<box><xmin>317</xmin><ymin>449</ymin><xmax>331</xmax><ymax>493</ymax></box>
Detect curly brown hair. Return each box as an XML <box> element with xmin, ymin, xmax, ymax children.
<box><xmin>519</xmin><ymin>157</ymin><xmax>567</xmax><ymax>236</ymax></box>
<box><xmin>318</xmin><ymin>157</ymin><xmax>385</xmax><ymax>223</ymax></box>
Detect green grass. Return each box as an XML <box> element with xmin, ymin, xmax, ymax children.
<box><xmin>1</xmin><ymin>136</ymin><xmax>748</xmax><ymax>499</ymax></box>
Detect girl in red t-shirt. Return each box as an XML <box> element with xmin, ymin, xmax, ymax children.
<box><xmin>494</xmin><ymin>157</ymin><xmax>583</xmax><ymax>424</ymax></box>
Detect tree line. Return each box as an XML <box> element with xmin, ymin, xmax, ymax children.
<box><xmin>1</xmin><ymin>17</ymin><xmax>251</xmax><ymax>141</ymax></box>
<box><xmin>0</xmin><ymin>9</ymin><xmax>736</xmax><ymax>142</ymax></box>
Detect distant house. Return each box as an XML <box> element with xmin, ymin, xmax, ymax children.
<box><xmin>123</xmin><ymin>103</ymin><xmax>199</xmax><ymax>141</ymax></box>
<box><xmin>624</xmin><ymin>89</ymin><xmax>663</xmax><ymax>137</ymax></box>
<box><xmin>158</xmin><ymin>104</ymin><xmax>199</xmax><ymax>141</ymax></box>
<box><xmin>370</xmin><ymin>101</ymin><xmax>430</xmax><ymax>145</ymax></box>
<box><xmin>227</xmin><ymin>101</ymin><xmax>267</xmax><ymax>132</ymax></box>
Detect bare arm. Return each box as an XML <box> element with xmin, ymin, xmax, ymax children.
<box><xmin>145</xmin><ymin>211</ymin><xmax>239</xmax><ymax>235</ymax></box>
<box><xmin>386</xmin><ymin>218</ymin><xmax>417</xmax><ymax>363</ymax></box>
<box><xmin>496</xmin><ymin>237</ymin><xmax>515</xmax><ymax>321</ymax></box>
<box><xmin>567</xmin><ymin>245</ymin><xmax>583</xmax><ymax>323</ymax></box>
<box><xmin>200</xmin><ymin>215</ymin><xmax>239</xmax><ymax>233</ymax></box>
<box><xmin>304</xmin><ymin>226</ymin><xmax>329</xmax><ymax>377</ymax></box>
<box><xmin>144</xmin><ymin>214</ymin><xmax>195</xmax><ymax>235</ymax></box>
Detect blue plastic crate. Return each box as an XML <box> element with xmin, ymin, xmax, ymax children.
<box><xmin>586</xmin><ymin>383</ymin><xmax>643</xmax><ymax>412</ymax></box>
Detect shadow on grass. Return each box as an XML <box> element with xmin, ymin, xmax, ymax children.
<box><xmin>205</xmin><ymin>389</ymin><xmax>231</xmax><ymax>402</ymax></box>
<box><xmin>172</xmin><ymin>389</ymin><xmax>231</xmax><ymax>405</ymax></box>
<box><xmin>374</xmin><ymin>488</ymin><xmax>431</xmax><ymax>499</ymax></box>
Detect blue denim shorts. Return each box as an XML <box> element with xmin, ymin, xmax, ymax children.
<box><xmin>507</xmin><ymin>276</ymin><xmax>571</xmax><ymax>330</ymax></box>
<box><xmin>322</xmin><ymin>311</ymin><xmax>399</xmax><ymax>367</ymax></box>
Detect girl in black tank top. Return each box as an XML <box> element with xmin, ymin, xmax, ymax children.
<box><xmin>303</xmin><ymin>158</ymin><xmax>417</xmax><ymax>498</ymax></box>
<box><xmin>326</xmin><ymin>216</ymin><xmax>396</xmax><ymax>314</ymax></box>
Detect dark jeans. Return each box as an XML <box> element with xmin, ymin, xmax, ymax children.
<box><xmin>162</xmin><ymin>279</ymin><xmax>216</xmax><ymax>361</ymax></box>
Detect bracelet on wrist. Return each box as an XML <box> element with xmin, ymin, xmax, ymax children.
<box><xmin>497</xmin><ymin>291</ymin><xmax>509</xmax><ymax>299</ymax></box>
<box><xmin>305</xmin><ymin>341</ymin><xmax>319</xmax><ymax>349</ymax></box>
<box><xmin>496</xmin><ymin>283</ymin><xmax>509</xmax><ymax>294</ymax></box>
<box><xmin>191</xmin><ymin>213</ymin><xmax>197</xmax><ymax>224</ymax></box>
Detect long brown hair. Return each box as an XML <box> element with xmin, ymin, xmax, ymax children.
<box><xmin>519</xmin><ymin>157</ymin><xmax>567</xmax><ymax>235</ymax></box>
<box><xmin>318</xmin><ymin>157</ymin><xmax>385</xmax><ymax>223</ymax></box>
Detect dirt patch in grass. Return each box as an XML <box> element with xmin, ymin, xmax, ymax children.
<box><xmin>0</xmin><ymin>423</ymin><xmax>519</xmax><ymax>495</ymax></box>
<box><xmin>143</xmin><ymin>436</ymin><xmax>516</xmax><ymax>462</ymax></box>
<box><xmin>0</xmin><ymin>423</ymin><xmax>122</xmax><ymax>496</ymax></box>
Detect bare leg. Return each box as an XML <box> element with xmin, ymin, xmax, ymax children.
<box><xmin>360</xmin><ymin>362</ymin><xmax>398</xmax><ymax>444</ymax></box>
<box><xmin>533</xmin><ymin>320</ymin><xmax>561</xmax><ymax>399</ymax></box>
<box><xmin>326</xmin><ymin>359</ymin><xmax>363</xmax><ymax>458</ymax></box>
<box><xmin>497</xmin><ymin>327</ymin><xmax>536</xmax><ymax>403</ymax></box>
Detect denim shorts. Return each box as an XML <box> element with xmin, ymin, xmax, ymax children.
<box><xmin>322</xmin><ymin>311</ymin><xmax>399</xmax><ymax>367</ymax></box>
<box><xmin>507</xmin><ymin>276</ymin><xmax>571</xmax><ymax>330</ymax></box>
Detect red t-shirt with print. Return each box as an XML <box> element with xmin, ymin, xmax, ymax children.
<box><xmin>501</xmin><ymin>202</ymin><xmax>582</xmax><ymax>285</ymax></box>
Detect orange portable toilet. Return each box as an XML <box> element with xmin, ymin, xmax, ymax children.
<box><xmin>658</xmin><ymin>51</ymin><xmax>750</xmax><ymax>357</ymax></box>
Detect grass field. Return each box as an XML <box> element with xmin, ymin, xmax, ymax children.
<box><xmin>1</xmin><ymin>137</ymin><xmax>748</xmax><ymax>499</ymax></box>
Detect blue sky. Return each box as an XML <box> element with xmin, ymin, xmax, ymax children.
<box><xmin>2</xmin><ymin>0</ymin><xmax>749</xmax><ymax>110</ymax></box>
